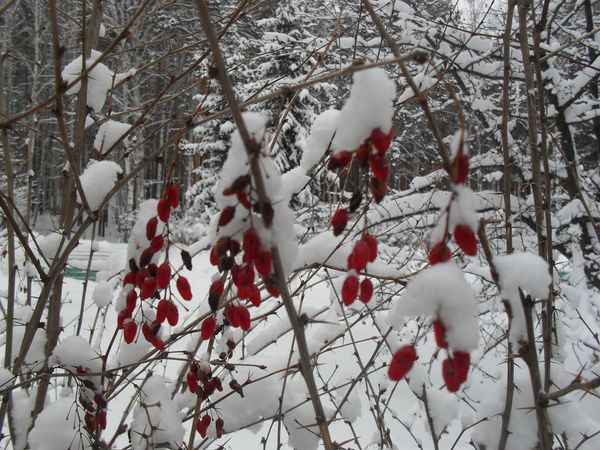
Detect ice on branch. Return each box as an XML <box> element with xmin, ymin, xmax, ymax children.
<box><xmin>332</xmin><ymin>68</ymin><xmax>395</xmax><ymax>152</ymax></box>
<box><xmin>388</xmin><ymin>262</ymin><xmax>479</xmax><ymax>351</ymax></box>
<box><xmin>494</xmin><ymin>252</ymin><xmax>551</xmax><ymax>346</ymax></box>
<box><xmin>94</xmin><ymin>119</ymin><xmax>131</xmax><ymax>154</ymax></box>
<box><xmin>78</xmin><ymin>160</ymin><xmax>122</xmax><ymax>211</ymax></box>
<box><xmin>130</xmin><ymin>376</ymin><xmax>185</xmax><ymax>450</ymax></box>
<box><xmin>62</xmin><ymin>50</ymin><xmax>114</xmax><ymax>112</ymax></box>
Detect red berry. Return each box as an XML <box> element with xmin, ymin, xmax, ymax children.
<box><xmin>433</xmin><ymin>320</ymin><xmax>449</xmax><ymax>349</ymax></box>
<box><xmin>209</xmin><ymin>279</ymin><xmax>224</xmax><ymax>299</ymax></box>
<box><xmin>135</xmin><ymin>268</ymin><xmax>149</xmax><ymax>288</ymax></box>
<box><xmin>454</xmin><ymin>224</ymin><xmax>477</xmax><ymax>256</ymax></box>
<box><xmin>146</xmin><ymin>217</ymin><xmax>158</xmax><ymax>241</ymax></box>
<box><xmin>328</xmin><ymin>150</ymin><xmax>352</xmax><ymax>171</ymax></box>
<box><xmin>226</xmin><ymin>306</ymin><xmax>240</xmax><ymax>328</ymax></box>
<box><xmin>157</xmin><ymin>299</ymin><xmax>169</xmax><ymax>323</ymax></box>
<box><xmin>117</xmin><ymin>310</ymin><xmax>131</xmax><ymax>329</ymax></box>
<box><xmin>254</xmin><ymin>250</ymin><xmax>272</xmax><ymax>276</ymax></box>
<box><xmin>237</xmin><ymin>192</ymin><xmax>251</xmax><ymax>209</ymax></box>
<box><xmin>388</xmin><ymin>345</ymin><xmax>417</xmax><ymax>381</ymax></box>
<box><xmin>356</xmin><ymin>143</ymin><xmax>370</xmax><ymax>166</ymax></box>
<box><xmin>209</xmin><ymin>245</ymin><xmax>219</xmax><ymax>266</ymax></box>
<box><xmin>362</xmin><ymin>234</ymin><xmax>378</xmax><ymax>262</ymax></box>
<box><xmin>370</xmin><ymin>154</ymin><xmax>389</xmax><ymax>182</ymax></box>
<box><xmin>265</xmin><ymin>282</ymin><xmax>280</xmax><ymax>298</ymax></box>
<box><xmin>359</xmin><ymin>278</ymin><xmax>374</xmax><ymax>303</ymax></box>
<box><xmin>123</xmin><ymin>271</ymin><xmax>135</xmax><ymax>286</ymax></box>
<box><xmin>331</xmin><ymin>208</ymin><xmax>349</xmax><ymax>236</ymax></box>
<box><xmin>139</xmin><ymin>248</ymin><xmax>154</xmax><ymax>268</ymax></box>
<box><xmin>237</xmin><ymin>305</ymin><xmax>251</xmax><ymax>330</ymax></box>
<box><xmin>123</xmin><ymin>320</ymin><xmax>137</xmax><ymax>344</ymax></box>
<box><xmin>167</xmin><ymin>183</ymin><xmax>180</xmax><ymax>208</ymax></box>
<box><xmin>187</xmin><ymin>371</ymin><xmax>198</xmax><ymax>394</ymax></box>
<box><xmin>349</xmin><ymin>241</ymin><xmax>370</xmax><ymax>271</ymax></box>
<box><xmin>248</xmin><ymin>284</ymin><xmax>261</xmax><ymax>307</ymax></box>
<box><xmin>442</xmin><ymin>358</ymin><xmax>462</xmax><ymax>392</ymax></box>
<box><xmin>140</xmin><ymin>277</ymin><xmax>157</xmax><ymax>300</ymax></box>
<box><xmin>156</xmin><ymin>262</ymin><xmax>171</xmax><ymax>289</ymax></box>
<box><xmin>201</xmin><ymin>316</ymin><xmax>217</xmax><ymax>340</ymax></box>
<box><xmin>369</xmin><ymin>177</ymin><xmax>388</xmax><ymax>203</ymax></box>
<box><xmin>96</xmin><ymin>410</ymin><xmax>107</xmax><ymax>430</ymax></box>
<box><xmin>157</xmin><ymin>198</ymin><xmax>171</xmax><ymax>222</ymax></box>
<box><xmin>177</xmin><ymin>276</ymin><xmax>192</xmax><ymax>300</ymax></box>
<box><xmin>126</xmin><ymin>290</ymin><xmax>137</xmax><ymax>313</ymax></box>
<box><xmin>215</xmin><ymin>417</ymin><xmax>224</xmax><ymax>438</ymax></box>
<box><xmin>149</xmin><ymin>235</ymin><xmax>164</xmax><ymax>253</ymax></box>
<box><xmin>428</xmin><ymin>242</ymin><xmax>451</xmax><ymax>265</ymax></box>
<box><xmin>452</xmin><ymin>154</ymin><xmax>469</xmax><ymax>184</ymax></box>
<box><xmin>218</xmin><ymin>206</ymin><xmax>235</xmax><ymax>227</ymax></box>
<box><xmin>453</xmin><ymin>351</ymin><xmax>470</xmax><ymax>383</ymax></box>
<box><xmin>242</xmin><ymin>228</ymin><xmax>261</xmax><ymax>260</ymax></box>
<box><xmin>371</xmin><ymin>128</ymin><xmax>393</xmax><ymax>154</ymax></box>
<box><xmin>167</xmin><ymin>301</ymin><xmax>179</xmax><ymax>326</ymax></box>
<box><xmin>342</xmin><ymin>275</ymin><xmax>359</xmax><ymax>305</ymax></box>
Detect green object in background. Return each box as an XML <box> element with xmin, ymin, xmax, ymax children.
<box><xmin>65</xmin><ymin>267</ymin><xmax>97</xmax><ymax>282</ymax></box>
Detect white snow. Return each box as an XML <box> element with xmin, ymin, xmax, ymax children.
<box><xmin>78</xmin><ymin>160</ymin><xmax>122</xmax><ymax>211</ymax></box>
<box><xmin>62</xmin><ymin>50</ymin><xmax>115</xmax><ymax>112</ymax></box>
<box><xmin>93</xmin><ymin>119</ymin><xmax>131</xmax><ymax>154</ymax></box>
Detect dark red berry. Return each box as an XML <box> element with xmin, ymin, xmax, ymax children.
<box><xmin>371</xmin><ymin>128</ymin><xmax>393</xmax><ymax>154</ymax></box>
<box><xmin>123</xmin><ymin>320</ymin><xmax>137</xmax><ymax>344</ymax></box>
<box><xmin>157</xmin><ymin>198</ymin><xmax>171</xmax><ymax>222</ymax></box>
<box><xmin>149</xmin><ymin>235</ymin><xmax>164</xmax><ymax>253</ymax></box>
<box><xmin>167</xmin><ymin>183</ymin><xmax>180</xmax><ymax>208</ymax></box>
<box><xmin>370</xmin><ymin>154</ymin><xmax>389</xmax><ymax>182</ymax></box>
<box><xmin>219</xmin><ymin>206</ymin><xmax>235</xmax><ymax>227</ymax></box>
<box><xmin>242</xmin><ymin>228</ymin><xmax>261</xmax><ymax>260</ymax></box>
<box><xmin>433</xmin><ymin>320</ymin><xmax>449</xmax><ymax>349</ymax></box>
<box><xmin>331</xmin><ymin>209</ymin><xmax>349</xmax><ymax>236</ymax></box>
<box><xmin>342</xmin><ymin>275</ymin><xmax>359</xmax><ymax>305</ymax></box>
<box><xmin>177</xmin><ymin>276</ymin><xmax>192</xmax><ymax>300</ymax></box>
<box><xmin>146</xmin><ymin>217</ymin><xmax>158</xmax><ymax>241</ymax></box>
<box><xmin>156</xmin><ymin>299</ymin><xmax>169</xmax><ymax>323</ymax></box>
<box><xmin>359</xmin><ymin>278</ymin><xmax>373</xmax><ymax>303</ymax></box>
<box><xmin>388</xmin><ymin>345</ymin><xmax>417</xmax><ymax>381</ymax></box>
<box><xmin>140</xmin><ymin>277</ymin><xmax>157</xmax><ymax>300</ymax></box>
<box><xmin>201</xmin><ymin>316</ymin><xmax>217</xmax><ymax>340</ymax></box>
<box><xmin>452</xmin><ymin>154</ymin><xmax>469</xmax><ymax>184</ymax></box>
<box><xmin>454</xmin><ymin>224</ymin><xmax>477</xmax><ymax>256</ymax></box>
<box><xmin>156</xmin><ymin>262</ymin><xmax>171</xmax><ymax>289</ymax></box>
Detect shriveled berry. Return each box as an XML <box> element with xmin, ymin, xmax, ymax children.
<box><xmin>177</xmin><ymin>276</ymin><xmax>192</xmax><ymax>300</ymax></box>
<box><xmin>146</xmin><ymin>217</ymin><xmax>158</xmax><ymax>241</ymax></box>
<box><xmin>201</xmin><ymin>316</ymin><xmax>217</xmax><ymax>340</ymax></box>
<box><xmin>359</xmin><ymin>278</ymin><xmax>374</xmax><ymax>303</ymax></box>
<box><xmin>433</xmin><ymin>320</ymin><xmax>449</xmax><ymax>349</ymax></box>
<box><xmin>157</xmin><ymin>198</ymin><xmax>171</xmax><ymax>222</ymax></box>
<box><xmin>342</xmin><ymin>275</ymin><xmax>359</xmax><ymax>305</ymax></box>
<box><xmin>428</xmin><ymin>242</ymin><xmax>451</xmax><ymax>265</ymax></box>
<box><xmin>454</xmin><ymin>224</ymin><xmax>477</xmax><ymax>256</ymax></box>
<box><xmin>356</xmin><ymin>143</ymin><xmax>370</xmax><ymax>167</ymax></box>
<box><xmin>331</xmin><ymin>208</ymin><xmax>349</xmax><ymax>236</ymax></box>
<box><xmin>388</xmin><ymin>345</ymin><xmax>417</xmax><ymax>381</ymax></box>
<box><xmin>215</xmin><ymin>417</ymin><xmax>224</xmax><ymax>438</ymax></box>
<box><xmin>369</xmin><ymin>177</ymin><xmax>388</xmax><ymax>203</ymax></box>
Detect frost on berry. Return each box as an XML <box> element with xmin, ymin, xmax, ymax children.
<box><xmin>454</xmin><ymin>224</ymin><xmax>477</xmax><ymax>256</ymax></box>
<box><xmin>433</xmin><ymin>320</ymin><xmax>449</xmax><ymax>349</ymax></box>
<box><xmin>331</xmin><ymin>208</ymin><xmax>349</xmax><ymax>236</ymax></box>
<box><xmin>388</xmin><ymin>345</ymin><xmax>417</xmax><ymax>381</ymax></box>
<box><xmin>428</xmin><ymin>242</ymin><xmax>451</xmax><ymax>265</ymax></box>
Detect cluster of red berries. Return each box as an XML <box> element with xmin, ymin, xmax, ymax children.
<box><xmin>184</xmin><ymin>362</ymin><xmax>226</xmax><ymax>438</ymax></box>
<box><xmin>341</xmin><ymin>234</ymin><xmax>377</xmax><ymax>305</ymax></box>
<box><xmin>428</xmin><ymin>149</ymin><xmax>477</xmax><ymax>263</ymax></box>
<box><xmin>433</xmin><ymin>320</ymin><xmax>471</xmax><ymax>391</ymax></box>
<box><xmin>76</xmin><ymin>366</ymin><xmax>108</xmax><ymax>432</ymax></box>
<box><xmin>387</xmin><ymin>321</ymin><xmax>471</xmax><ymax>392</ymax></box>
<box><xmin>118</xmin><ymin>183</ymin><xmax>192</xmax><ymax>350</ymax></box>
<box><xmin>328</xmin><ymin>127</ymin><xmax>393</xmax><ymax>204</ymax></box>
